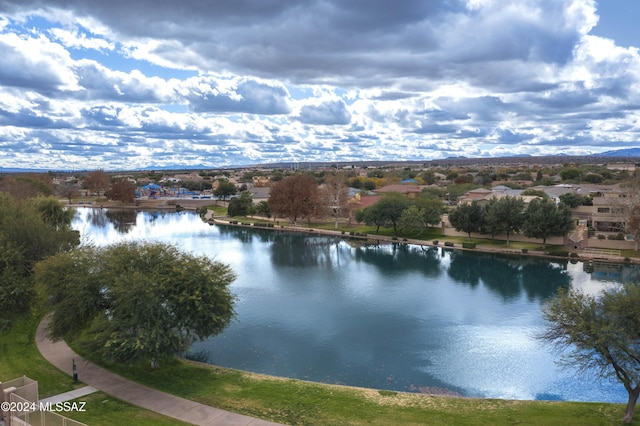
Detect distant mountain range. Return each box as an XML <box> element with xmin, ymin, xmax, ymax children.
<box><xmin>2</xmin><ymin>149</ymin><xmax>638</xmax><ymax>174</ymax></box>
<box><xmin>595</xmin><ymin>148</ymin><xmax>640</xmax><ymax>157</ymax></box>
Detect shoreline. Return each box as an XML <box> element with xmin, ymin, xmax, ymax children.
<box><xmin>68</xmin><ymin>200</ymin><xmax>639</xmax><ymax>266</ymax></box>
<box><xmin>208</xmin><ymin>217</ymin><xmax>638</xmax><ymax>266</ymax></box>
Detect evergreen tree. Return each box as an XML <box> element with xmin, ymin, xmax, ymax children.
<box><xmin>448</xmin><ymin>201</ymin><xmax>485</xmax><ymax>240</ymax></box>
<box><xmin>36</xmin><ymin>241</ymin><xmax>236</xmax><ymax>369</ymax></box>
<box><xmin>523</xmin><ymin>198</ymin><xmax>573</xmax><ymax>249</ymax></box>
<box><xmin>484</xmin><ymin>196</ymin><xmax>525</xmax><ymax>246</ymax></box>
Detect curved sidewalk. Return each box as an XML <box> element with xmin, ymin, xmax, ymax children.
<box><xmin>36</xmin><ymin>317</ymin><xmax>284</xmax><ymax>426</ymax></box>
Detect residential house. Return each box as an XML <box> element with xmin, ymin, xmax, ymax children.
<box><xmin>572</xmin><ymin>185</ymin><xmax>631</xmax><ymax>233</ymax></box>
<box><xmin>457</xmin><ymin>186</ymin><xmax>539</xmax><ymax>206</ymax></box>
<box><xmin>456</xmin><ymin>188</ymin><xmax>493</xmax><ymax>205</ymax></box>
<box><xmin>374</xmin><ymin>184</ymin><xmax>422</xmax><ymax>198</ymax></box>
<box><xmin>174</xmin><ymin>172</ymin><xmax>203</xmax><ymax>182</ymax></box>
<box><xmin>607</xmin><ymin>163</ymin><xmax>636</xmax><ymax>172</ymax></box>
<box><xmin>253</xmin><ymin>175</ymin><xmax>271</xmax><ymax>187</ymax></box>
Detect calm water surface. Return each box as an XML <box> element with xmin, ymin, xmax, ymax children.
<box><xmin>72</xmin><ymin>208</ymin><xmax>638</xmax><ymax>403</ymax></box>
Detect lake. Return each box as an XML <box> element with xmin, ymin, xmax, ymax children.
<box><xmin>72</xmin><ymin>208</ymin><xmax>637</xmax><ymax>403</ymax></box>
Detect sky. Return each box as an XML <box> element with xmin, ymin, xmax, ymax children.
<box><xmin>1</xmin><ymin>0</ymin><xmax>640</xmax><ymax>171</ymax></box>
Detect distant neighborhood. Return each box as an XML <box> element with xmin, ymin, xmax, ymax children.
<box><xmin>3</xmin><ymin>156</ymin><xmax>639</xmax><ymax>254</ymax></box>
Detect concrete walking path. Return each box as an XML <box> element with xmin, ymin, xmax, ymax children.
<box><xmin>36</xmin><ymin>317</ymin><xmax>284</xmax><ymax>426</ymax></box>
<box><xmin>40</xmin><ymin>386</ymin><xmax>97</xmax><ymax>404</ymax></box>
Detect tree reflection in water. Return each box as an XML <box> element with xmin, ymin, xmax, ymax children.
<box><xmin>447</xmin><ymin>251</ymin><xmax>571</xmax><ymax>301</ymax></box>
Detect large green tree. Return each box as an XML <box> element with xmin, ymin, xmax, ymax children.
<box><xmin>227</xmin><ymin>191</ymin><xmax>254</xmax><ymax>217</ymax></box>
<box><xmin>36</xmin><ymin>241</ymin><xmax>236</xmax><ymax>368</ymax></box>
<box><xmin>398</xmin><ymin>196</ymin><xmax>443</xmax><ymax>236</ymax></box>
<box><xmin>540</xmin><ymin>285</ymin><xmax>640</xmax><ymax>424</ymax></box>
<box><xmin>254</xmin><ymin>200</ymin><xmax>271</xmax><ymax>218</ymax></box>
<box><xmin>214</xmin><ymin>179</ymin><xmax>238</xmax><ymax>201</ymax></box>
<box><xmin>357</xmin><ymin>192</ymin><xmax>410</xmax><ymax>235</ymax></box>
<box><xmin>0</xmin><ymin>195</ymin><xmax>78</xmax><ymax>324</ymax></box>
<box><xmin>448</xmin><ymin>201</ymin><xmax>485</xmax><ymax>241</ymax></box>
<box><xmin>484</xmin><ymin>196</ymin><xmax>525</xmax><ymax>246</ymax></box>
<box><xmin>559</xmin><ymin>192</ymin><xmax>589</xmax><ymax>208</ymax></box>
<box><xmin>414</xmin><ymin>193</ymin><xmax>444</xmax><ymax>226</ymax></box>
<box><xmin>523</xmin><ymin>198</ymin><xmax>573</xmax><ymax>248</ymax></box>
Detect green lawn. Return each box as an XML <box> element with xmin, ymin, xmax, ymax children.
<box><xmin>0</xmin><ymin>313</ymin><xmax>78</xmax><ymax>397</ymax></box>
<box><xmin>68</xmin><ymin>335</ymin><xmax>634</xmax><ymax>426</ymax></box>
<box><xmin>63</xmin><ymin>392</ymin><xmax>190</xmax><ymax>426</ymax></box>
<box><xmin>0</xmin><ymin>314</ymin><xmax>189</xmax><ymax>426</ymax></box>
<box><xmin>205</xmin><ymin>204</ymin><xmax>228</xmax><ymax>216</ymax></box>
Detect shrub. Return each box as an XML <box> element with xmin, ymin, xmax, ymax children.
<box><xmin>521</xmin><ymin>248</ymin><xmax>528</xmax><ymax>253</ymax></box>
<box><xmin>462</xmin><ymin>242</ymin><xmax>476</xmax><ymax>249</ymax></box>
<box><xmin>569</xmin><ymin>252</ymin><xmax>579</xmax><ymax>258</ymax></box>
<box><xmin>433</xmin><ymin>240</ymin><xmax>439</xmax><ymax>245</ymax></box>
<box><xmin>444</xmin><ymin>241</ymin><xmax>454</xmax><ymax>247</ymax></box>
<box><xmin>607</xmin><ymin>233</ymin><xmax>624</xmax><ymax>240</ymax></box>
<box><xmin>597</xmin><ymin>234</ymin><xmax>606</xmax><ymax>240</ymax></box>
<box><xmin>184</xmin><ymin>349</ymin><xmax>209</xmax><ymax>363</ymax></box>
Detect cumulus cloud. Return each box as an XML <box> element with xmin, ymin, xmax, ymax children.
<box><xmin>49</xmin><ymin>27</ymin><xmax>114</xmax><ymax>51</ymax></box>
<box><xmin>0</xmin><ymin>0</ymin><xmax>639</xmax><ymax>169</ymax></box>
<box><xmin>0</xmin><ymin>31</ymin><xmax>79</xmax><ymax>91</ymax></box>
<box><xmin>181</xmin><ymin>77</ymin><xmax>291</xmax><ymax>115</ymax></box>
<box><xmin>0</xmin><ymin>0</ymin><xmax>596</xmax><ymax>85</ymax></box>
<box><xmin>297</xmin><ymin>99</ymin><xmax>351</xmax><ymax>125</ymax></box>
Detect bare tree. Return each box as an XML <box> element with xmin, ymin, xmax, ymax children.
<box><xmin>321</xmin><ymin>172</ymin><xmax>349</xmax><ymax>229</ymax></box>
<box><xmin>620</xmin><ymin>173</ymin><xmax>640</xmax><ymax>250</ymax></box>
<box><xmin>58</xmin><ymin>182</ymin><xmax>81</xmax><ymax>203</ymax></box>
<box><xmin>106</xmin><ymin>178</ymin><xmax>136</xmax><ymax>204</ymax></box>
<box><xmin>268</xmin><ymin>173</ymin><xmax>320</xmax><ymax>225</ymax></box>
<box><xmin>83</xmin><ymin>170</ymin><xmax>110</xmax><ymax>196</ymax></box>
<box><xmin>0</xmin><ymin>173</ymin><xmax>54</xmax><ymax>199</ymax></box>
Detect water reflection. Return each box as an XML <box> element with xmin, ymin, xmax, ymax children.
<box><xmin>447</xmin><ymin>251</ymin><xmax>571</xmax><ymax>301</ymax></box>
<box><xmin>80</xmin><ymin>208</ymin><xmax>138</xmax><ymax>234</ymax></box>
<box><xmin>105</xmin><ymin>209</ymin><xmax>137</xmax><ymax>233</ymax></box>
<box><xmin>353</xmin><ymin>244</ymin><xmax>442</xmax><ymax>278</ymax></box>
<box><xmin>72</xmin><ymin>208</ymin><xmax>634</xmax><ymax>403</ymax></box>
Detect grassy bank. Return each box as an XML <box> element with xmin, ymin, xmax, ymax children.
<box><xmin>67</xmin><ymin>333</ymin><xmax>632</xmax><ymax>426</ymax></box>
<box><xmin>0</xmin><ymin>313</ymin><xmax>77</xmax><ymax>397</ymax></box>
<box><xmin>0</xmin><ymin>315</ymin><xmax>189</xmax><ymax>425</ymax></box>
